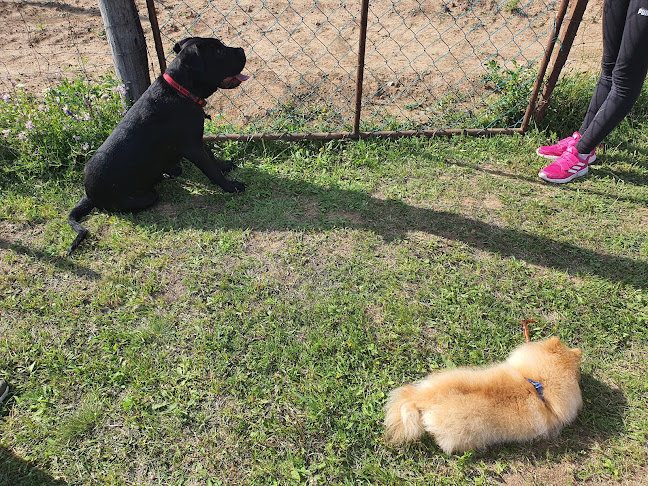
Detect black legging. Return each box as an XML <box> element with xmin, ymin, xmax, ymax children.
<box><xmin>576</xmin><ymin>0</ymin><xmax>648</xmax><ymax>154</ymax></box>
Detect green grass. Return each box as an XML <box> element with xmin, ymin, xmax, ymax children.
<box><xmin>1</xmin><ymin>77</ymin><xmax>648</xmax><ymax>485</ymax></box>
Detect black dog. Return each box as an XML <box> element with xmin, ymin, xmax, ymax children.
<box><xmin>67</xmin><ymin>37</ymin><xmax>248</xmax><ymax>254</ymax></box>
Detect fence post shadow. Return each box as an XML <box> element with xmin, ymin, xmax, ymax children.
<box><xmin>0</xmin><ymin>238</ymin><xmax>101</xmax><ymax>281</ymax></box>
<box><xmin>0</xmin><ymin>446</ymin><xmax>67</xmax><ymax>486</ymax></box>
<box><xmin>356</xmin><ymin>192</ymin><xmax>648</xmax><ymax>289</ymax></box>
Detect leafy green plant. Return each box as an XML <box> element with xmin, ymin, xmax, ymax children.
<box><xmin>0</xmin><ymin>75</ymin><xmax>124</xmax><ymax>182</ymax></box>
<box><xmin>482</xmin><ymin>59</ymin><xmax>536</xmax><ymax>127</ymax></box>
<box><xmin>503</xmin><ymin>0</ymin><xmax>522</xmax><ymax>15</ymax></box>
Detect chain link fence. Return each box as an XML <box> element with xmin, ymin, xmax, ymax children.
<box><xmin>0</xmin><ymin>1</ymin><xmax>158</xmax><ymax>92</ymax></box>
<box><xmin>1</xmin><ymin>0</ymin><xmax>606</xmax><ymax>138</ymax></box>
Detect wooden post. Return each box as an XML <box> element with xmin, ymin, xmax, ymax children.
<box><xmin>97</xmin><ymin>0</ymin><xmax>150</xmax><ymax>103</ymax></box>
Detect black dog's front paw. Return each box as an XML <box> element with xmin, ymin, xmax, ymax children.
<box><xmin>217</xmin><ymin>159</ymin><xmax>236</xmax><ymax>173</ymax></box>
<box><xmin>223</xmin><ymin>180</ymin><xmax>246</xmax><ymax>193</ymax></box>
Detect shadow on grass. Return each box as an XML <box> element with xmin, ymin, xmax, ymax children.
<box><xmin>0</xmin><ymin>237</ymin><xmax>101</xmax><ymax>280</ymax></box>
<box><xmin>0</xmin><ymin>447</ymin><xmax>67</xmax><ymax>486</ymax></box>
<box><xmin>512</xmin><ymin>372</ymin><xmax>626</xmax><ymax>456</ymax></box>
<box><xmin>131</xmin><ymin>166</ymin><xmax>648</xmax><ymax>290</ymax></box>
<box><xmin>449</xmin><ymin>150</ymin><xmax>648</xmax><ymax>206</ymax></box>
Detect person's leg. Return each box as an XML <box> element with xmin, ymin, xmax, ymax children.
<box><xmin>539</xmin><ymin>0</ymin><xmax>648</xmax><ymax>183</ymax></box>
<box><xmin>538</xmin><ymin>0</ymin><xmax>630</xmax><ymax>161</ymax></box>
<box><xmin>577</xmin><ymin>0</ymin><xmax>648</xmax><ymax>153</ymax></box>
<box><xmin>577</xmin><ymin>0</ymin><xmax>630</xmax><ymax>136</ymax></box>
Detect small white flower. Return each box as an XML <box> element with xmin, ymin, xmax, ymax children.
<box><xmin>25</xmin><ymin>120</ymin><xmax>35</xmax><ymax>130</ymax></box>
<box><xmin>17</xmin><ymin>132</ymin><xmax>27</xmax><ymax>140</ymax></box>
<box><xmin>112</xmin><ymin>84</ymin><xmax>127</xmax><ymax>96</ymax></box>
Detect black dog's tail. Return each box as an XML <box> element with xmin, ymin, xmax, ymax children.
<box><xmin>67</xmin><ymin>195</ymin><xmax>94</xmax><ymax>255</ymax></box>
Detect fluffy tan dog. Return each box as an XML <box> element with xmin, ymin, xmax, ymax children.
<box><xmin>384</xmin><ymin>337</ymin><xmax>582</xmax><ymax>454</ymax></box>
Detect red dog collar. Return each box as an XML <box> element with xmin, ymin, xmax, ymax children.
<box><xmin>162</xmin><ymin>72</ymin><xmax>207</xmax><ymax>107</ymax></box>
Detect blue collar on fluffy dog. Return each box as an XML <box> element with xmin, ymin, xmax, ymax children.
<box><xmin>527</xmin><ymin>379</ymin><xmax>546</xmax><ymax>403</ymax></box>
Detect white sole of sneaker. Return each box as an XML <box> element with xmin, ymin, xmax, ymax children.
<box><xmin>536</xmin><ymin>149</ymin><xmax>560</xmax><ymax>160</ymax></box>
<box><xmin>538</xmin><ymin>165</ymin><xmax>589</xmax><ymax>183</ymax></box>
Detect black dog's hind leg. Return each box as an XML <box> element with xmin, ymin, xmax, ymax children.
<box><xmin>116</xmin><ymin>190</ymin><xmax>160</xmax><ymax>212</ymax></box>
<box><xmin>67</xmin><ymin>195</ymin><xmax>95</xmax><ymax>255</ymax></box>
<box><xmin>163</xmin><ymin>163</ymin><xmax>183</xmax><ymax>179</ymax></box>
<box><xmin>67</xmin><ymin>191</ymin><xmax>159</xmax><ymax>255</ymax></box>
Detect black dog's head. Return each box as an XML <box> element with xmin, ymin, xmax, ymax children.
<box><xmin>167</xmin><ymin>37</ymin><xmax>247</xmax><ymax>97</ymax></box>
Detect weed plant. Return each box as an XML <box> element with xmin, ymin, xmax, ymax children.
<box><xmin>538</xmin><ymin>71</ymin><xmax>648</xmax><ymax>136</ymax></box>
<box><xmin>0</xmin><ymin>76</ymin><xmax>124</xmax><ymax>182</ymax></box>
<box><xmin>480</xmin><ymin>59</ymin><xmax>537</xmax><ymax>127</ymax></box>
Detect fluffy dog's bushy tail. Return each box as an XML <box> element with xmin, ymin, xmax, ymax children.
<box><xmin>67</xmin><ymin>195</ymin><xmax>94</xmax><ymax>255</ymax></box>
<box><xmin>384</xmin><ymin>384</ymin><xmax>425</xmax><ymax>445</ymax></box>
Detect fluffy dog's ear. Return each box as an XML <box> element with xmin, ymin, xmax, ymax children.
<box><xmin>173</xmin><ymin>42</ymin><xmax>182</xmax><ymax>54</ymax></box>
<box><xmin>571</xmin><ymin>348</ymin><xmax>581</xmax><ymax>360</ymax></box>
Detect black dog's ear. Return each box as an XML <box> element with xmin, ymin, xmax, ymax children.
<box><xmin>173</xmin><ymin>38</ymin><xmax>197</xmax><ymax>54</ymax></box>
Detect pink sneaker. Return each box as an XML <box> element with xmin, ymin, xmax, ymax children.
<box><xmin>536</xmin><ymin>132</ymin><xmax>581</xmax><ymax>159</ymax></box>
<box><xmin>538</xmin><ymin>145</ymin><xmax>596</xmax><ymax>184</ymax></box>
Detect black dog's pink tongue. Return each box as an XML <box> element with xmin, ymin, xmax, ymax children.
<box><xmin>235</xmin><ymin>74</ymin><xmax>249</xmax><ymax>82</ymax></box>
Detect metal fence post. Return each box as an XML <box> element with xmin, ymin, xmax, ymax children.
<box><xmin>520</xmin><ymin>0</ymin><xmax>570</xmax><ymax>132</ymax></box>
<box><xmin>146</xmin><ymin>0</ymin><xmax>167</xmax><ymax>76</ymax></box>
<box><xmin>353</xmin><ymin>0</ymin><xmax>370</xmax><ymax>139</ymax></box>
